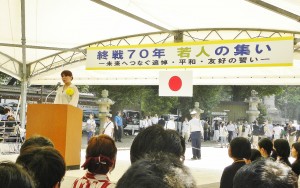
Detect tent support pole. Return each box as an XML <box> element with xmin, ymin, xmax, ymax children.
<box><xmin>246</xmin><ymin>0</ymin><xmax>300</xmax><ymax>22</ymax></box>
<box><xmin>20</xmin><ymin>0</ymin><xmax>27</xmax><ymax>128</ymax></box>
<box><xmin>90</xmin><ymin>0</ymin><xmax>176</xmax><ymax>35</ymax></box>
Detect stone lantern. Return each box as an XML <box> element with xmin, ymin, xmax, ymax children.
<box><xmin>96</xmin><ymin>90</ymin><xmax>114</xmax><ymax>132</ymax></box>
<box><xmin>244</xmin><ymin>90</ymin><xmax>262</xmax><ymax>123</ymax></box>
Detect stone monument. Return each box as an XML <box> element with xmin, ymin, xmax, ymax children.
<box><xmin>96</xmin><ymin>90</ymin><xmax>115</xmax><ymax>132</ymax></box>
<box><xmin>191</xmin><ymin>102</ymin><xmax>204</xmax><ymax>119</ymax></box>
<box><xmin>244</xmin><ymin>90</ymin><xmax>262</xmax><ymax>123</ymax></box>
<box><xmin>263</xmin><ymin>95</ymin><xmax>281</xmax><ymax>123</ymax></box>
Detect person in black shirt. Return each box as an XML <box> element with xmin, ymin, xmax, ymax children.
<box><xmin>157</xmin><ymin>116</ymin><xmax>166</xmax><ymax>127</ymax></box>
<box><xmin>220</xmin><ymin>137</ymin><xmax>251</xmax><ymax>188</ymax></box>
<box><xmin>291</xmin><ymin>142</ymin><xmax>300</xmax><ymax>177</ymax></box>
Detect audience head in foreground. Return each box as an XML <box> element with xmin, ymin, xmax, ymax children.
<box><xmin>229</xmin><ymin>137</ymin><xmax>251</xmax><ymax>160</ymax></box>
<box><xmin>220</xmin><ymin>137</ymin><xmax>251</xmax><ymax>188</ymax></box>
<box><xmin>20</xmin><ymin>135</ymin><xmax>54</xmax><ymax>155</ymax></box>
<box><xmin>273</xmin><ymin>139</ymin><xmax>291</xmax><ymax>167</ymax></box>
<box><xmin>116</xmin><ymin>152</ymin><xmax>196</xmax><ymax>188</ymax></box>
<box><xmin>0</xmin><ymin>161</ymin><xmax>35</xmax><ymax>188</ymax></box>
<box><xmin>16</xmin><ymin>146</ymin><xmax>66</xmax><ymax>188</ymax></box>
<box><xmin>245</xmin><ymin>148</ymin><xmax>262</xmax><ymax>164</ymax></box>
<box><xmin>72</xmin><ymin>134</ymin><xmax>117</xmax><ymax>188</ymax></box>
<box><xmin>233</xmin><ymin>159</ymin><xmax>298</xmax><ymax>188</ymax></box>
<box><xmin>130</xmin><ymin>125</ymin><xmax>185</xmax><ymax>163</ymax></box>
<box><xmin>258</xmin><ymin>138</ymin><xmax>273</xmax><ymax>158</ymax></box>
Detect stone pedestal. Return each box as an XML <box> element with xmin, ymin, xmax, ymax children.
<box><xmin>96</xmin><ymin>90</ymin><xmax>114</xmax><ymax>132</ymax></box>
<box><xmin>245</xmin><ymin>90</ymin><xmax>261</xmax><ymax>123</ymax></box>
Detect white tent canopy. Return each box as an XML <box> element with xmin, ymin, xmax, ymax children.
<box><xmin>0</xmin><ymin>0</ymin><xmax>300</xmax><ymax>86</ymax></box>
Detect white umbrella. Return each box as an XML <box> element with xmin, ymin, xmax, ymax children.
<box><xmin>213</xmin><ymin>117</ymin><xmax>222</xmax><ymax>121</ymax></box>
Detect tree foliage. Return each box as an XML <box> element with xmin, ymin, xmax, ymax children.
<box><xmin>257</xmin><ymin>103</ymin><xmax>267</xmax><ymax>124</ymax></box>
<box><xmin>0</xmin><ymin>72</ymin><xmax>12</xmax><ymax>85</ymax></box>
<box><xmin>178</xmin><ymin>86</ymin><xmax>224</xmax><ymax>118</ymax></box>
<box><xmin>87</xmin><ymin>85</ymin><xmax>228</xmax><ymax>118</ymax></box>
<box><xmin>276</xmin><ymin>86</ymin><xmax>300</xmax><ymax>121</ymax></box>
<box><xmin>231</xmin><ymin>86</ymin><xmax>284</xmax><ymax>101</ymax></box>
<box><xmin>141</xmin><ymin>86</ymin><xmax>178</xmax><ymax>115</ymax></box>
<box><xmin>88</xmin><ymin>85</ymin><xmax>178</xmax><ymax>116</ymax></box>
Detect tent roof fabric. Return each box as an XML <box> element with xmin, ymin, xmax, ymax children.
<box><xmin>0</xmin><ymin>0</ymin><xmax>300</xmax><ymax>85</ymax></box>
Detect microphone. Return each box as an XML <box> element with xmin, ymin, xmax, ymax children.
<box><xmin>53</xmin><ymin>82</ymin><xmax>61</xmax><ymax>91</ymax></box>
<box><xmin>45</xmin><ymin>82</ymin><xmax>61</xmax><ymax>103</ymax></box>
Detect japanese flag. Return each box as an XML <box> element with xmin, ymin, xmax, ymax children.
<box><xmin>159</xmin><ymin>71</ymin><xmax>193</xmax><ymax>97</ymax></box>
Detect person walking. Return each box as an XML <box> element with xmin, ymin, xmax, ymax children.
<box><xmin>86</xmin><ymin>113</ymin><xmax>96</xmax><ymax>142</ymax></box>
<box><xmin>157</xmin><ymin>116</ymin><xmax>166</xmax><ymax>127</ymax></box>
<box><xmin>103</xmin><ymin>115</ymin><xmax>114</xmax><ymax>138</ymax></box>
<box><xmin>181</xmin><ymin>117</ymin><xmax>190</xmax><ymax>143</ymax></box>
<box><xmin>252</xmin><ymin>120</ymin><xmax>260</xmax><ymax>148</ymax></box>
<box><xmin>219</xmin><ymin>122</ymin><xmax>228</xmax><ymax>148</ymax></box>
<box><xmin>165</xmin><ymin>116</ymin><xmax>176</xmax><ymax>130</ymax></box>
<box><xmin>288</xmin><ymin>121</ymin><xmax>297</xmax><ymax>148</ymax></box>
<box><xmin>203</xmin><ymin>119</ymin><xmax>209</xmax><ymax>141</ymax></box>
<box><xmin>227</xmin><ymin>121</ymin><xmax>235</xmax><ymax>143</ymax></box>
<box><xmin>213</xmin><ymin>120</ymin><xmax>220</xmax><ymax>142</ymax></box>
<box><xmin>114</xmin><ymin>111</ymin><xmax>123</xmax><ymax>142</ymax></box>
<box><xmin>189</xmin><ymin>110</ymin><xmax>203</xmax><ymax>160</ymax></box>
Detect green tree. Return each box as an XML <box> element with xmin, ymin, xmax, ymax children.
<box><xmin>88</xmin><ymin>85</ymin><xmax>178</xmax><ymax>116</ymax></box>
<box><xmin>142</xmin><ymin>87</ymin><xmax>178</xmax><ymax>115</ymax></box>
<box><xmin>257</xmin><ymin>103</ymin><xmax>267</xmax><ymax>124</ymax></box>
<box><xmin>231</xmin><ymin>86</ymin><xmax>284</xmax><ymax>101</ymax></box>
<box><xmin>89</xmin><ymin>85</ymin><xmax>143</xmax><ymax>111</ymax></box>
<box><xmin>0</xmin><ymin>72</ymin><xmax>14</xmax><ymax>85</ymax></box>
<box><xmin>177</xmin><ymin>97</ymin><xmax>193</xmax><ymax>118</ymax></box>
<box><xmin>193</xmin><ymin>86</ymin><xmax>223</xmax><ymax>117</ymax></box>
<box><xmin>276</xmin><ymin>86</ymin><xmax>300</xmax><ymax>121</ymax></box>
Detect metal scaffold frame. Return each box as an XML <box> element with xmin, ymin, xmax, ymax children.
<box><xmin>1</xmin><ymin>28</ymin><xmax>298</xmax><ymax>82</ymax></box>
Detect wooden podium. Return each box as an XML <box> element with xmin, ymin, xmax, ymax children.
<box><xmin>26</xmin><ymin>104</ymin><xmax>83</xmax><ymax>170</ymax></box>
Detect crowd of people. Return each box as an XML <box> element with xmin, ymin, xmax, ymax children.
<box><xmin>198</xmin><ymin>119</ymin><xmax>300</xmax><ymax>149</ymax></box>
<box><xmin>1</xmin><ymin>70</ymin><xmax>300</xmax><ymax>187</ymax></box>
<box><xmin>0</xmin><ymin>106</ymin><xmax>17</xmax><ymax>121</ymax></box>
<box><xmin>1</xmin><ymin>117</ymin><xmax>300</xmax><ymax>187</ymax></box>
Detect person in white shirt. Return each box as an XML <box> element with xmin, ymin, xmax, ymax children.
<box><xmin>273</xmin><ymin>124</ymin><xmax>283</xmax><ymax>140</ymax></box>
<box><xmin>226</xmin><ymin>121</ymin><xmax>235</xmax><ymax>143</ymax></box>
<box><xmin>189</xmin><ymin>110</ymin><xmax>204</xmax><ymax>160</ymax></box>
<box><xmin>264</xmin><ymin>120</ymin><xmax>273</xmax><ymax>140</ymax></box>
<box><xmin>103</xmin><ymin>115</ymin><xmax>114</xmax><ymax>138</ymax></box>
<box><xmin>295</xmin><ymin>120</ymin><xmax>300</xmax><ymax>141</ymax></box>
<box><xmin>181</xmin><ymin>117</ymin><xmax>190</xmax><ymax>143</ymax></box>
<box><xmin>140</xmin><ymin>117</ymin><xmax>148</xmax><ymax>131</ymax></box>
<box><xmin>151</xmin><ymin>114</ymin><xmax>159</xmax><ymax>125</ymax></box>
<box><xmin>165</xmin><ymin>117</ymin><xmax>176</xmax><ymax>130</ymax></box>
<box><xmin>54</xmin><ymin>70</ymin><xmax>79</xmax><ymax>107</ymax></box>
<box><xmin>86</xmin><ymin>114</ymin><xmax>96</xmax><ymax>142</ymax></box>
<box><xmin>147</xmin><ymin>116</ymin><xmax>152</xmax><ymax>127</ymax></box>
<box><xmin>241</xmin><ymin>121</ymin><xmax>251</xmax><ymax>138</ymax></box>
<box><xmin>219</xmin><ymin>122</ymin><xmax>228</xmax><ymax>148</ymax></box>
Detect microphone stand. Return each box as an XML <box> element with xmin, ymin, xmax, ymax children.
<box><xmin>45</xmin><ymin>90</ymin><xmax>56</xmax><ymax>103</ymax></box>
<box><xmin>45</xmin><ymin>82</ymin><xmax>61</xmax><ymax>103</ymax></box>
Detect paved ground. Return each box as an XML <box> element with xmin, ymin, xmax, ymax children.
<box><xmin>81</xmin><ymin>131</ymin><xmax>221</xmax><ymax>149</ymax></box>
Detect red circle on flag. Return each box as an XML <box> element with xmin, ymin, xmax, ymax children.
<box><xmin>168</xmin><ymin>76</ymin><xmax>182</xmax><ymax>91</ymax></box>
